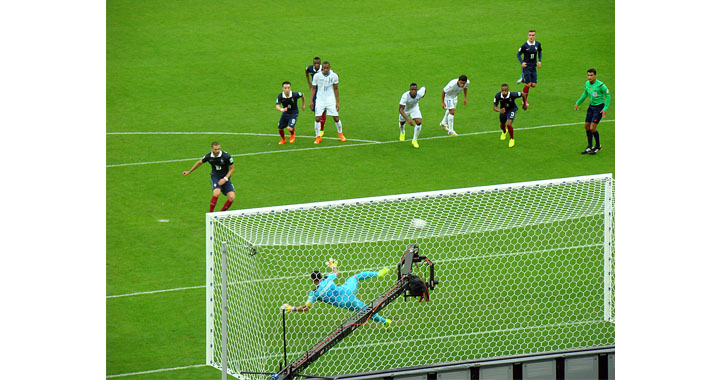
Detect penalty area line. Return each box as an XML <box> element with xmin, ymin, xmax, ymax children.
<box><xmin>106</xmin><ymin>119</ymin><xmax>614</xmax><ymax>168</ymax></box>
<box><xmin>106</xmin><ymin>364</ymin><xmax>206</xmax><ymax>378</ymax></box>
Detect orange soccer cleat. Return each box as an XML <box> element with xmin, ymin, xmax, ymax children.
<box><xmin>278</xmin><ymin>139</ymin><xmax>286</xmax><ymax>145</ymax></box>
<box><xmin>338</xmin><ymin>133</ymin><xmax>346</xmax><ymax>142</ymax></box>
<box><xmin>289</xmin><ymin>135</ymin><xmax>295</xmax><ymax>144</ymax></box>
<box><xmin>314</xmin><ymin>136</ymin><xmax>322</xmax><ymax>144</ymax></box>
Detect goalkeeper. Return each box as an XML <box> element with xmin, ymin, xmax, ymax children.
<box><xmin>282</xmin><ymin>258</ymin><xmax>392</xmax><ymax>325</ymax></box>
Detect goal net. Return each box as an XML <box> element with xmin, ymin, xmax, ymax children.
<box><xmin>206</xmin><ymin>174</ymin><xmax>615</xmax><ymax>379</ymax></box>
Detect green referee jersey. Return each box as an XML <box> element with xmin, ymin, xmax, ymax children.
<box><xmin>576</xmin><ymin>80</ymin><xmax>611</xmax><ymax>111</ymax></box>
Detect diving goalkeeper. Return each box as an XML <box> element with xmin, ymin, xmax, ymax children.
<box><xmin>281</xmin><ymin>258</ymin><xmax>392</xmax><ymax>325</ymax></box>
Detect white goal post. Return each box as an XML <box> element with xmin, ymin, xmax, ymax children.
<box><xmin>206</xmin><ymin>174</ymin><xmax>615</xmax><ymax>379</ymax></box>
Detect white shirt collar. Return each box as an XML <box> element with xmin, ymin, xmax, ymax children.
<box><xmin>283</xmin><ymin>91</ymin><xmax>292</xmax><ymax>98</ymax></box>
<box><xmin>500</xmin><ymin>92</ymin><xmax>510</xmax><ymax>99</ymax></box>
<box><xmin>211</xmin><ymin>150</ymin><xmax>223</xmax><ymax>158</ymax></box>
<box><xmin>526</xmin><ymin>40</ymin><xmax>536</xmax><ymax>46</ymax></box>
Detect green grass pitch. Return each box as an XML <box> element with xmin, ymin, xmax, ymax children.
<box><xmin>107</xmin><ymin>0</ymin><xmax>615</xmax><ymax>378</ymax></box>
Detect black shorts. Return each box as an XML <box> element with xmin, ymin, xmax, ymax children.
<box><xmin>586</xmin><ymin>104</ymin><xmax>605</xmax><ymax>124</ymax></box>
<box><xmin>499</xmin><ymin>108</ymin><xmax>518</xmax><ymax>123</ymax></box>
<box><xmin>278</xmin><ymin>112</ymin><xmax>298</xmax><ymax>129</ymax></box>
<box><xmin>521</xmin><ymin>66</ymin><xmax>538</xmax><ymax>83</ymax></box>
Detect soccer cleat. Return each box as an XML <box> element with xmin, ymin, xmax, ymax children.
<box><xmin>508</xmin><ymin>138</ymin><xmax>515</xmax><ymax>148</ymax></box>
<box><xmin>314</xmin><ymin>136</ymin><xmax>322</xmax><ymax>145</ymax></box>
<box><xmin>500</xmin><ymin>132</ymin><xmax>507</xmax><ymax>140</ymax></box>
<box><xmin>593</xmin><ymin>145</ymin><xmax>602</xmax><ymax>153</ymax></box>
<box><xmin>378</xmin><ymin>267</ymin><xmax>391</xmax><ymax>278</ymax></box>
<box><xmin>516</xmin><ymin>76</ymin><xmax>524</xmax><ymax>84</ymax></box>
<box><xmin>581</xmin><ymin>147</ymin><xmax>594</xmax><ymax>154</ymax></box>
<box><xmin>320</xmin><ymin>130</ymin><xmax>325</xmax><ymax>137</ymax></box>
<box><xmin>449</xmin><ymin>131</ymin><xmax>458</xmax><ymax>136</ymax></box>
<box><xmin>278</xmin><ymin>139</ymin><xmax>286</xmax><ymax>145</ymax></box>
<box><xmin>385</xmin><ymin>319</ymin><xmax>392</xmax><ymax>326</ymax></box>
<box><xmin>412</xmin><ymin>140</ymin><xmax>419</xmax><ymax>149</ymax></box>
<box><xmin>399</xmin><ymin>133</ymin><xmax>405</xmax><ymax>141</ymax></box>
<box><xmin>440</xmin><ymin>123</ymin><xmax>448</xmax><ymax>131</ymax></box>
<box><xmin>522</xmin><ymin>101</ymin><xmax>530</xmax><ymax>111</ymax></box>
<box><xmin>289</xmin><ymin>136</ymin><xmax>295</xmax><ymax>144</ymax></box>
<box><xmin>338</xmin><ymin>133</ymin><xmax>346</xmax><ymax>142</ymax></box>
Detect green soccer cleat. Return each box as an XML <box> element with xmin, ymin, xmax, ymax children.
<box><xmin>385</xmin><ymin>319</ymin><xmax>392</xmax><ymax>326</ymax></box>
<box><xmin>509</xmin><ymin>138</ymin><xmax>515</xmax><ymax>148</ymax></box>
<box><xmin>411</xmin><ymin>140</ymin><xmax>419</xmax><ymax>149</ymax></box>
<box><xmin>378</xmin><ymin>267</ymin><xmax>391</xmax><ymax>278</ymax></box>
<box><xmin>399</xmin><ymin>133</ymin><xmax>405</xmax><ymax>141</ymax></box>
<box><xmin>500</xmin><ymin>132</ymin><xmax>507</xmax><ymax>141</ymax></box>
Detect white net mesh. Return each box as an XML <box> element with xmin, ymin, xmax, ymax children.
<box><xmin>206</xmin><ymin>174</ymin><xmax>615</xmax><ymax>379</ymax></box>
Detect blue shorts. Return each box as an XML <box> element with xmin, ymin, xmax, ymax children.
<box><xmin>278</xmin><ymin>112</ymin><xmax>298</xmax><ymax>129</ymax></box>
<box><xmin>499</xmin><ymin>108</ymin><xmax>518</xmax><ymax>123</ymax></box>
<box><xmin>210</xmin><ymin>173</ymin><xmax>235</xmax><ymax>195</ymax></box>
<box><xmin>586</xmin><ymin>104</ymin><xmax>605</xmax><ymax>124</ymax></box>
<box><xmin>521</xmin><ymin>65</ymin><xmax>538</xmax><ymax>84</ymax></box>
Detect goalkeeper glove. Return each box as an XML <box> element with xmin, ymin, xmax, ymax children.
<box><xmin>325</xmin><ymin>258</ymin><xmax>338</xmax><ymax>268</ymax></box>
<box><xmin>280</xmin><ymin>303</ymin><xmax>292</xmax><ymax>312</ymax></box>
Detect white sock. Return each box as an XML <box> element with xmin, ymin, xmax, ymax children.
<box><xmin>413</xmin><ymin>124</ymin><xmax>421</xmax><ymax>140</ymax></box>
<box><xmin>447</xmin><ymin>114</ymin><xmax>454</xmax><ymax>132</ymax></box>
<box><xmin>335</xmin><ymin>120</ymin><xmax>343</xmax><ymax>134</ymax></box>
<box><xmin>315</xmin><ymin>121</ymin><xmax>321</xmax><ymax>137</ymax></box>
<box><xmin>441</xmin><ymin>110</ymin><xmax>449</xmax><ymax>125</ymax></box>
<box><xmin>399</xmin><ymin>123</ymin><xmax>405</xmax><ymax>134</ymax></box>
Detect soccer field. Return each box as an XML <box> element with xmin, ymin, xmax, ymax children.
<box><xmin>107</xmin><ymin>0</ymin><xmax>615</xmax><ymax>378</ymax></box>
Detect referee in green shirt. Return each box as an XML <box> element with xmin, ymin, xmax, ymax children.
<box><xmin>574</xmin><ymin>68</ymin><xmax>610</xmax><ymax>155</ymax></box>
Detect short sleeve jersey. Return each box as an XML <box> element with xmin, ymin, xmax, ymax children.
<box><xmin>443</xmin><ymin>79</ymin><xmax>469</xmax><ymax>98</ymax></box>
<box><xmin>307</xmin><ymin>273</ymin><xmax>339</xmax><ymax>305</ymax></box>
<box><xmin>399</xmin><ymin>90</ymin><xmax>424</xmax><ymax>111</ymax></box>
<box><xmin>276</xmin><ymin>91</ymin><xmax>304</xmax><ymax>114</ymax></box>
<box><xmin>201</xmin><ymin>151</ymin><xmax>234</xmax><ymax>177</ymax></box>
<box><xmin>305</xmin><ymin>64</ymin><xmax>321</xmax><ymax>81</ymax></box>
<box><xmin>518</xmin><ymin>41</ymin><xmax>542</xmax><ymax>67</ymax></box>
<box><xmin>576</xmin><ymin>80</ymin><xmax>610</xmax><ymax>111</ymax></box>
<box><xmin>493</xmin><ymin>91</ymin><xmax>523</xmax><ymax>111</ymax></box>
<box><xmin>312</xmin><ymin>71</ymin><xmax>339</xmax><ymax>104</ymax></box>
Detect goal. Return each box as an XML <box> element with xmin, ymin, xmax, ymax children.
<box><xmin>206</xmin><ymin>174</ymin><xmax>615</xmax><ymax>379</ymax></box>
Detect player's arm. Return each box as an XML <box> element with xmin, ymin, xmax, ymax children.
<box><xmin>333</xmin><ymin>83</ymin><xmax>339</xmax><ymax>111</ymax></box>
<box><xmin>182</xmin><ymin>159</ymin><xmax>203</xmax><ymax>176</ymax></box>
<box><xmin>305</xmin><ymin>68</ymin><xmax>312</xmax><ymax>89</ymax></box>
<box><xmin>218</xmin><ymin>164</ymin><xmax>234</xmax><ymax>185</ymax></box>
<box><xmin>300</xmin><ymin>92</ymin><xmax>305</xmax><ymax>110</ymax></box>
<box><xmin>462</xmin><ymin>87</ymin><xmax>467</xmax><ymax>106</ymax></box>
<box><xmin>574</xmin><ymin>86</ymin><xmax>588</xmax><ymax>110</ymax></box>
<box><xmin>537</xmin><ymin>45</ymin><xmax>542</xmax><ymax>67</ymax></box>
<box><xmin>276</xmin><ymin>97</ymin><xmax>286</xmax><ymax>112</ymax></box>
<box><xmin>601</xmin><ymin>85</ymin><xmax>611</xmax><ymax>117</ymax></box>
<box><xmin>399</xmin><ymin>104</ymin><xmax>413</xmax><ymax>125</ymax></box>
<box><xmin>441</xmin><ymin>90</ymin><xmax>446</xmax><ymax>108</ymax></box>
<box><xmin>309</xmin><ymin>80</ymin><xmax>316</xmax><ymax>109</ymax></box>
<box><xmin>493</xmin><ymin>99</ymin><xmax>504</xmax><ymax>113</ymax></box>
<box><xmin>517</xmin><ymin>47</ymin><xmax>526</xmax><ymax>67</ymax></box>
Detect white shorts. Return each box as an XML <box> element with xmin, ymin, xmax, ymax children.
<box><xmin>398</xmin><ymin>107</ymin><xmax>422</xmax><ymax>122</ymax></box>
<box><xmin>315</xmin><ymin>102</ymin><xmax>338</xmax><ymax>117</ymax></box>
<box><xmin>444</xmin><ymin>96</ymin><xmax>458</xmax><ymax>110</ymax></box>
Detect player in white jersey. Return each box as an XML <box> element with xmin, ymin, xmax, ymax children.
<box><xmin>440</xmin><ymin>75</ymin><xmax>469</xmax><ymax>136</ymax></box>
<box><xmin>398</xmin><ymin>83</ymin><xmax>426</xmax><ymax>148</ymax></box>
<box><xmin>309</xmin><ymin>61</ymin><xmax>345</xmax><ymax>144</ymax></box>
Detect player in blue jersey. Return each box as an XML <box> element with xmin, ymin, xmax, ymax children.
<box><xmin>516</xmin><ymin>30</ymin><xmax>542</xmax><ymax>110</ymax></box>
<box><xmin>493</xmin><ymin>84</ymin><xmax>524</xmax><ymax>148</ymax></box>
<box><xmin>275</xmin><ymin>81</ymin><xmax>305</xmax><ymax>145</ymax></box>
<box><xmin>305</xmin><ymin>57</ymin><xmax>327</xmax><ymax>136</ymax></box>
<box><xmin>281</xmin><ymin>258</ymin><xmax>392</xmax><ymax>325</ymax></box>
<box><xmin>182</xmin><ymin>142</ymin><xmax>236</xmax><ymax>212</ymax></box>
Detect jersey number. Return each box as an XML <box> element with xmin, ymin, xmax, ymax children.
<box><xmin>530</xmin><ymin>53</ymin><xmax>535</xmax><ymax>59</ymax></box>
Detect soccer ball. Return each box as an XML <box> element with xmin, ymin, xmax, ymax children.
<box><xmin>410</xmin><ymin>218</ymin><xmax>427</xmax><ymax>230</ymax></box>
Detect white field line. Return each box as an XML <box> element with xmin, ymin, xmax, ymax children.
<box><xmin>106</xmin><ymin>284</ymin><xmax>205</xmax><ymax>299</ymax></box>
<box><xmin>106</xmin><ymin>120</ymin><xmax>614</xmax><ymax>168</ymax></box>
<box><xmin>106</xmin><ymin>363</ymin><xmax>205</xmax><ymax>378</ymax></box>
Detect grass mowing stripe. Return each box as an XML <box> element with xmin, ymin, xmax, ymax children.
<box><xmin>106</xmin><ymin>120</ymin><xmax>614</xmax><ymax>168</ymax></box>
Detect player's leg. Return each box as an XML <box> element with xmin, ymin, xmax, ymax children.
<box><xmin>219</xmin><ymin>181</ymin><xmax>236</xmax><ymax>211</ymax></box>
<box><xmin>412</xmin><ymin>116</ymin><xmax>422</xmax><ymax>149</ymax></box>
<box><xmin>522</xmin><ymin>68</ymin><xmax>536</xmax><ymax>109</ymax></box>
<box><xmin>344</xmin><ymin>296</ymin><xmax>389</xmax><ymax>324</ymax></box>
<box><xmin>582</xmin><ymin>115</ymin><xmax>594</xmax><ymax>154</ymax></box>
<box><xmin>210</xmin><ymin>187</ymin><xmax>221</xmax><ymax>212</ymax></box>
<box><xmin>398</xmin><ymin>113</ymin><xmax>406</xmax><ymax>141</ymax></box>
<box><xmin>313</xmin><ymin>103</ymin><xmax>326</xmax><ymax>144</ymax></box>
<box><xmin>327</xmin><ymin>105</ymin><xmax>346</xmax><ymax>142</ymax></box>
<box><xmin>589</xmin><ymin>104</ymin><xmax>604</xmax><ymax>152</ymax></box>
<box><xmin>447</xmin><ymin>108</ymin><xmax>456</xmax><ymax>135</ymax></box>
<box><xmin>277</xmin><ymin>113</ymin><xmax>289</xmax><ymax>144</ymax></box>
<box><xmin>289</xmin><ymin>114</ymin><xmax>298</xmax><ymax>143</ymax></box>
<box><xmin>320</xmin><ymin>112</ymin><xmax>326</xmax><ymax>135</ymax></box>
<box><xmin>499</xmin><ymin>113</ymin><xmax>508</xmax><ymax>140</ymax></box>
<box><xmin>506</xmin><ymin>119</ymin><xmax>515</xmax><ymax>148</ymax></box>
